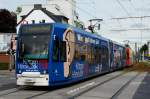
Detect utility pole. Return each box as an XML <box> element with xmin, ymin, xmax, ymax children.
<box><xmin>135</xmin><ymin>42</ymin><xmax>138</xmax><ymax>62</ymax></box>
<box><xmin>147</xmin><ymin>41</ymin><xmax>150</xmax><ymax>57</ymax></box>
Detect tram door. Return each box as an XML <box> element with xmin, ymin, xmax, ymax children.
<box><xmin>109</xmin><ymin>42</ymin><xmax>113</xmax><ymax>70</ymax></box>
<box><xmin>51</xmin><ymin>32</ymin><xmax>66</xmax><ymax>82</ymax></box>
<box><xmin>101</xmin><ymin>41</ymin><xmax>109</xmax><ymax>72</ymax></box>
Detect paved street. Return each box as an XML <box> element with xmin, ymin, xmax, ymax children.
<box><xmin>0</xmin><ymin>70</ymin><xmax>122</xmax><ymax>99</ymax></box>
<box><xmin>0</xmin><ymin>70</ymin><xmax>16</xmax><ymax>91</ymax></box>
<box><xmin>0</xmin><ymin>70</ymin><xmax>150</xmax><ymax>99</ymax></box>
<box><xmin>76</xmin><ymin>72</ymin><xmax>149</xmax><ymax>99</ymax></box>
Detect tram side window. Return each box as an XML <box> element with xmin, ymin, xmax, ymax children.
<box><xmin>52</xmin><ymin>39</ymin><xmax>59</xmax><ymax>61</ymax></box>
<box><xmin>88</xmin><ymin>45</ymin><xmax>94</xmax><ymax>64</ymax></box>
<box><xmin>80</xmin><ymin>45</ymin><xmax>87</xmax><ymax>62</ymax></box>
<box><xmin>95</xmin><ymin>46</ymin><xmax>100</xmax><ymax>64</ymax></box>
<box><xmin>101</xmin><ymin>46</ymin><xmax>109</xmax><ymax>65</ymax></box>
<box><xmin>74</xmin><ymin>43</ymin><xmax>80</xmax><ymax>60</ymax></box>
<box><xmin>60</xmin><ymin>41</ymin><xmax>66</xmax><ymax>62</ymax></box>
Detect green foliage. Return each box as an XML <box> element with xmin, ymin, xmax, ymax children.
<box><xmin>140</xmin><ymin>44</ymin><xmax>148</xmax><ymax>54</ymax></box>
<box><xmin>125</xmin><ymin>44</ymin><xmax>129</xmax><ymax>47</ymax></box>
<box><xmin>16</xmin><ymin>7</ymin><xmax>22</xmax><ymax>15</ymax></box>
<box><xmin>74</xmin><ymin>20</ymin><xmax>84</xmax><ymax>30</ymax></box>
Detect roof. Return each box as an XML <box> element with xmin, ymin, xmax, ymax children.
<box><xmin>17</xmin><ymin>4</ymin><xmax>69</xmax><ymax>25</ymax></box>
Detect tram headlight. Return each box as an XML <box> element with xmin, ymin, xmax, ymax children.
<box><xmin>43</xmin><ymin>70</ymin><xmax>46</xmax><ymax>74</ymax></box>
<box><xmin>19</xmin><ymin>70</ymin><xmax>22</xmax><ymax>73</ymax></box>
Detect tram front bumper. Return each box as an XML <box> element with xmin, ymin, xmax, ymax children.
<box><xmin>16</xmin><ymin>73</ymin><xmax>49</xmax><ymax>86</ymax></box>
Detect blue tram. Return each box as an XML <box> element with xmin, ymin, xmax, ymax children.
<box><xmin>16</xmin><ymin>23</ymin><xmax>126</xmax><ymax>86</ymax></box>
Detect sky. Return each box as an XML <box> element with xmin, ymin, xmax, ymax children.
<box><xmin>0</xmin><ymin>0</ymin><xmax>150</xmax><ymax>49</ymax></box>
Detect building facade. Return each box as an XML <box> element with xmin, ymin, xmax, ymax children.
<box><xmin>17</xmin><ymin>0</ymin><xmax>76</xmax><ymax>25</ymax></box>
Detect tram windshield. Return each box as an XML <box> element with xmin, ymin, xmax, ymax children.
<box><xmin>19</xmin><ymin>24</ymin><xmax>51</xmax><ymax>59</ymax></box>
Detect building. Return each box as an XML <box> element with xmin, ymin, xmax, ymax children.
<box><xmin>17</xmin><ymin>0</ymin><xmax>76</xmax><ymax>25</ymax></box>
<box><xmin>46</xmin><ymin>0</ymin><xmax>76</xmax><ymax>25</ymax></box>
<box><xmin>17</xmin><ymin>4</ymin><xmax>69</xmax><ymax>32</ymax></box>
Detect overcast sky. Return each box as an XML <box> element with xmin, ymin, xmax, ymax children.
<box><xmin>0</xmin><ymin>0</ymin><xmax>150</xmax><ymax>49</ymax></box>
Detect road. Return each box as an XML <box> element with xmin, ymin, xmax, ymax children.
<box><xmin>0</xmin><ymin>71</ymin><xmax>16</xmax><ymax>92</ymax></box>
<box><xmin>0</xmin><ymin>70</ymin><xmax>149</xmax><ymax>99</ymax></box>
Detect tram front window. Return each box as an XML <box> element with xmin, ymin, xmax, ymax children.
<box><xmin>19</xmin><ymin>24</ymin><xmax>51</xmax><ymax>59</ymax></box>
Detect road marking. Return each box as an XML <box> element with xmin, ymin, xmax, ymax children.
<box><xmin>67</xmin><ymin>82</ymin><xmax>95</xmax><ymax>94</ymax></box>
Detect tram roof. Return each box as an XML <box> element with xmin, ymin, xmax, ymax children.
<box><xmin>53</xmin><ymin>23</ymin><xmax>110</xmax><ymax>42</ymax></box>
<box><xmin>20</xmin><ymin>23</ymin><xmax>124</xmax><ymax>47</ymax></box>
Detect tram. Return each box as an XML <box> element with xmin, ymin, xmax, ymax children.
<box><xmin>16</xmin><ymin>23</ymin><xmax>131</xmax><ymax>86</ymax></box>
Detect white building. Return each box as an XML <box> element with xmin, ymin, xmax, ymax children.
<box><xmin>17</xmin><ymin>0</ymin><xmax>76</xmax><ymax>25</ymax></box>
<box><xmin>0</xmin><ymin>33</ymin><xmax>16</xmax><ymax>52</ymax></box>
<box><xmin>17</xmin><ymin>4</ymin><xmax>69</xmax><ymax>33</ymax></box>
<box><xmin>46</xmin><ymin>0</ymin><xmax>76</xmax><ymax>25</ymax></box>
<box><xmin>18</xmin><ymin>4</ymin><xmax>69</xmax><ymax>24</ymax></box>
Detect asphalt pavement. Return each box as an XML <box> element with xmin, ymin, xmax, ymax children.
<box><xmin>0</xmin><ymin>70</ymin><xmax>16</xmax><ymax>91</ymax></box>
<box><xmin>76</xmin><ymin>72</ymin><xmax>150</xmax><ymax>99</ymax></box>
<box><xmin>0</xmin><ymin>70</ymin><xmax>150</xmax><ymax>99</ymax></box>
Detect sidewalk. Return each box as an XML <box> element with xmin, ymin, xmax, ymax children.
<box><xmin>0</xmin><ymin>70</ymin><xmax>15</xmax><ymax>75</ymax></box>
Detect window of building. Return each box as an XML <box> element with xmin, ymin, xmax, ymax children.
<box><xmin>42</xmin><ymin>20</ymin><xmax>45</xmax><ymax>23</ymax></box>
<box><xmin>32</xmin><ymin>20</ymin><xmax>35</xmax><ymax>24</ymax></box>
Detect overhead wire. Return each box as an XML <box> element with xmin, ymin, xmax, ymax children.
<box><xmin>113</xmin><ymin>0</ymin><xmax>141</xmax><ymax>29</ymax></box>
<box><xmin>67</xmin><ymin>0</ymin><xmax>98</xmax><ymax>19</ymax></box>
<box><xmin>115</xmin><ymin>0</ymin><xmax>131</xmax><ymax>16</ymax></box>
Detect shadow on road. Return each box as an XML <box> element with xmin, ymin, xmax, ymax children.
<box><xmin>132</xmin><ymin>73</ymin><xmax>150</xmax><ymax>99</ymax></box>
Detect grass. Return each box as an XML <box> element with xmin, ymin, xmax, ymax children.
<box><xmin>0</xmin><ymin>63</ymin><xmax>9</xmax><ymax>70</ymax></box>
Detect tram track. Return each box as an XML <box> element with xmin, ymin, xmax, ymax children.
<box><xmin>0</xmin><ymin>68</ymin><xmax>137</xmax><ymax>99</ymax></box>
<box><xmin>110</xmin><ymin>72</ymin><xmax>141</xmax><ymax>99</ymax></box>
<box><xmin>0</xmin><ymin>86</ymin><xmax>52</xmax><ymax>99</ymax></box>
<box><xmin>69</xmin><ymin>69</ymin><xmax>136</xmax><ymax>99</ymax></box>
<box><xmin>0</xmin><ymin>86</ymin><xmax>24</xmax><ymax>97</ymax></box>
<box><xmin>25</xmin><ymin>69</ymin><xmax>136</xmax><ymax>99</ymax></box>
<box><xmin>20</xmin><ymin>72</ymin><xmax>126</xmax><ymax>99</ymax></box>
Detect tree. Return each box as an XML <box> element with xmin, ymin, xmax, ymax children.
<box><xmin>140</xmin><ymin>44</ymin><xmax>148</xmax><ymax>54</ymax></box>
<box><xmin>125</xmin><ymin>44</ymin><xmax>130</xmax><ymax>48</ymax></box>
<box><xmin>0</xmin><ymin>9</ymin><xmax>17</xmax><ymax>33</ymax></box>
<box><xmin>16</xmin><ymin>7</ymin><xmax>22</xmax><ymax>15</ymax></box>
